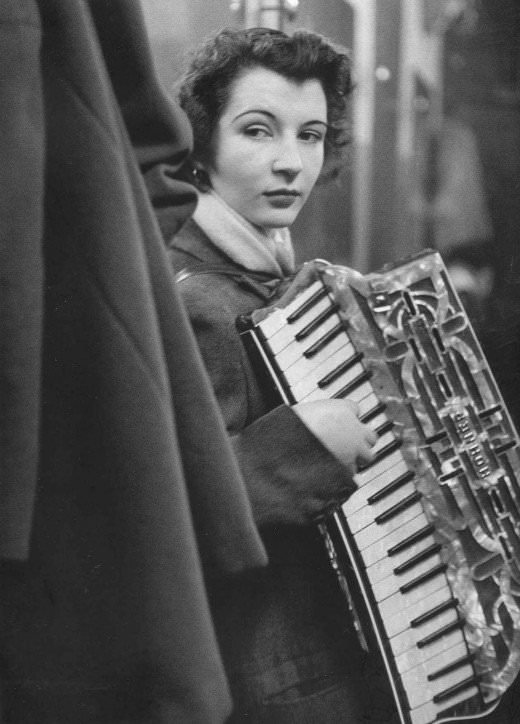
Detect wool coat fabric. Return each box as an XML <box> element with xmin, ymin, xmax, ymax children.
<box><xmin>0</xmin><ymin>1</ymin><xmax>265</xmax><ymax>722</ymax></box>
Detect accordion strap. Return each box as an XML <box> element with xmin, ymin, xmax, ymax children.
<box><xmin>174</xmin><ymin>263</ymin><xmax>283</xmax><ymax>302</ymax></box>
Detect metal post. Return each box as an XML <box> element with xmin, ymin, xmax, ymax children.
<box><xmin>231</xmin><ymin>0</ymin><xmax>299</xmax><ymax>30</ymax></box>
<box><xmin>343</xmin><ymin>0</ymin><xmax>377</xmax><ymax>272</ymax></box>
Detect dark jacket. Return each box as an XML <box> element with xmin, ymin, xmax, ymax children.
<box><xmin>170</xmin><ymin>219</ymin><xmax>380</xmax><ymax>722</ymax></box>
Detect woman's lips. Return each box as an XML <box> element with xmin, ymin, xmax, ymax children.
<box><xmin>263</xmin><ymin>190</ymin><xmax>301</xmax><ymax>207</ymax></box>
<box><xmin>264</xmin><ymin>189</ymin><xmax>301</xmax><ymax>196</ymax></box>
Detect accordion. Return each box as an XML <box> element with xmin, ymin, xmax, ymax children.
<box><xmin>238</xmin><ymin>250</ymin><xmax>520</xmax><ymax>724</ymax></box>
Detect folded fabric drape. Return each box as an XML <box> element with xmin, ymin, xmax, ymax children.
<box><xmin>0</xmin><ymin>1</ymin><xmax>265</xmax><ymax>721</ymax></box>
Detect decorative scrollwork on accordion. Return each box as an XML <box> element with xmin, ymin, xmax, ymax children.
<box><xmin>239</xmin><ymin>250</ymin><xmax>520</xmax><ymax>724</ymax></box>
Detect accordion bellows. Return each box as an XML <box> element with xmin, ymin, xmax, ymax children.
<box><xmin>239</xmin><ymin>250</ymin><xmax>520</xmax><ymax>724</ymax></box>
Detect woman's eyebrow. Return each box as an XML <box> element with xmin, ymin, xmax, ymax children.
<box><xmin>303</xmin><ymin>120</ymin><xmax>328</xmax><ymax>127</ymax></box>
<box><xmin>232</xmin><ymin>110</ymin><xmax>328</xmax><ymax>126</ymax></box>
<box><xmin>232</xmin><ymin>109</ymin><xmax>275</xmax><ymax>121</ymax></box>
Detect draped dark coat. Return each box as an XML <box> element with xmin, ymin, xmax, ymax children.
<box><xmin>0</xmin><ymin>1</ymin><xmax>265</xmax><ymax>721</ymax></box>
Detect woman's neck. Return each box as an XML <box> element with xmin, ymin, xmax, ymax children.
<box><xmin>193</xmin><ymin>190</ymin><xmax>295</xmax><ymax>276</ymax></box>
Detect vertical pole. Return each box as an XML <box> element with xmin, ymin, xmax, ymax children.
<box><xmin>397</xmin><ymin>0</ymin><xmax>453</xmax><ymax>254</ymax></box>
<box><xmin>344</xmin><ymin>0</ymin><xmax>402</xmax><ymax>272</ymax></box>
<box><xmin>397</xmin><ymin>0</ymin><xmax>427</xmax><ymax>254</ymax></box>
<box><xmin>370</xmin><ymin>0</ymin><xmax>402</xmax><ymax>270</ymax></box>
<box><xmin>259</xmin><ymin>0</ymin><xmax>283</xmax><ymax>30</ymax></box>
<box><xmin>244</xmin><ymin>0</ymin><xmax>261</xmax><ymax>27</ymax></box>
<box><xmin>239</xmin><ymin>0</ymin><xmax>296</xmax><ymax>30</ymax></box>
<box><xmin>344</xmin><ymin>0</ymin><xmax>377</xmax><ymax>272</ymax></box>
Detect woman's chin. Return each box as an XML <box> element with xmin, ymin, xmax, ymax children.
<box><xmin>249</xmin><ymin>209</ymin><xmax>301</xmax><ymax>230</ymax></box>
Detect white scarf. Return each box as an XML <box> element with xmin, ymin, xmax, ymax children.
<box><xmin>193</xmin><ymin>190</ymin><xmax>296</xmax><ymax>277</ymax></box>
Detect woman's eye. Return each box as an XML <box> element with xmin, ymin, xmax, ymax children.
<box><xmin>300</xmin><ymin>129</ymin><xmax>325</xmax><ymax>143</ymax></box>
<box><xmin>244</xmin><ymin>126</ymin><xmax>271</xmax><ymax>138</ymax></box>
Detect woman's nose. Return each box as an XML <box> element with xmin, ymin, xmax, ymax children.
<box><xmin>272</xmin><ymin>139</ymin><xmax>303</xmax><ymax>176</ymax></box>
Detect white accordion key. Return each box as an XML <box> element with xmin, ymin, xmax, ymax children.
<box><xmin>396</xmin><ymin>624</ymin><xmax>463</xmax><ymax>681</ymax></box>
<box><xmin>410</xmin><ymin>684</ymin><xmax>480</xmax><ymax>724</ymax></box>
<box><xmin>377</xmin><ymin>577</ymin><xmax>451</xmax><ymax>658</ymax></box>
<box><xmin>289</xmin><ymin>348</ymin><xmax>363</xmax><ymax>399</ymax></box>
<box><xmin>303</xmin><ymin>383</ymin><xmax>379</xmax><ymax>416</ymax></box>
<box><xmin>257</xmin><ymin>279</ymin><xmax>325</xmax><ymax>339</ymax></box>
<box><xmin>390</xmin><ymin>619</ymin><xmax>461</xmax><ymax>663</ymax></box>
<box><xmin>356</xmin><ymin>390</ymin><xmax>382</xmax><ymax>416</ymax></box>
<box><xmin>264</xmin><ymin>294</ymin><xmax>333</xmax><ymax>355</ymax></box>
<box><xmin>393</xmin><ymin>604</ymin><xmax>460</xmax><ymax>660</ymax></box>
<box><xmin>348</xmin><ymin>502</ymin><xmax>426</xmax><ymax>553</ymax></box>
<box><xmin>365</xmin><ymin>410</ymin><xmax>389</xmax><ymax>432</ymax></box>
<box><xmin>347</xmin><ymin>460</ymin><xmax>410</xmax><ymax>514</ymax></box>
<box><xmin>350</xmin><ymin>500</ymin><xmax>426</xmax><ymax>551</ymax></box>
<box><xmin>275</xmin><ymin>314</ymin><xmax>347</xmax><ymax>373</ymax></box>
<box><xmin>403</xmin><ymin>647</ymin><xmax>474</xmax><ymax>709</ymax></box>
<box><xmin>363</xmin><ymin>530</ymin><xmax>438</xmax><ymax>587</ymax></box>
<box><xmin>405</xmin><ymin>639</ymin><xmax>480</xmax><ymax>723</ymax></box>
<box><xmin>382</xmin><ymin>580</ymin><xmax>450</xmax><ymax>639</ymax></box>
<box><xmin>371</xmin><ymin>549</ymin><xmax>444</xmax><ymax>603</ymax></box>
<box><xmin>371</xmin><ymin>429</ymin><xmax>396</xmax><ymax>456</ymax></box>
<box><xmin>255</xmin><ymin>307</ymin><xmax>287</xmax><ymax>341</ymax></box>
<box><xmin>357</xmin><ymin>507</ymin><xmax>428</xmax><ymax>562</ymax></box>
<box><xmin>283</xmin><ymin>337</ymin><xmax>352</xmax><ymax>390</ymax></box>
<box><xmin>354</xmin><ymin>450</ymin><xmax>404</xmax><ymax>490</ymax></box>
<box><xmin>347</xmin><ymin>477</ymin><xmax>417</xmax><ymax>535</ymax></box>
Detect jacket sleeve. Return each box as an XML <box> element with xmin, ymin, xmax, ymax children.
<box><xmin>177</xmin><ymin>273</ymin><xmax>357</xmax><ymax>527</ymax></box>
<box><xmin>230</xmin><ymin>404</ymin><xmax>357</xmax><ymax>526</ymax></box>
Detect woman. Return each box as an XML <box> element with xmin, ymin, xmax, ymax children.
<box><xmin>170</xmin><ymin>27</ymin><xmax>394</xmax><ymax>723</ymax></box>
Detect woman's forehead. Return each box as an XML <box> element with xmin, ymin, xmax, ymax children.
<box><xmin>221</xmin><ymin>66</ymin><xmax>327</xmax><ymax>123</ymax></box>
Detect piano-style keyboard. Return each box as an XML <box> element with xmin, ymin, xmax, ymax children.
<box><xmin>239</xmin><ymin>253</ymin><xmax>520</xmax><ymax>724</ymax></box>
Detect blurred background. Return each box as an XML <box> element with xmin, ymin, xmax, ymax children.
<box><xmin>142</xmin><ymin>0</ymin><xmax>520</xmax><ymax>423</ymax></box>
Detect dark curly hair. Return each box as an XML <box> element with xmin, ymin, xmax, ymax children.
<box><xmin>177</xmin><ymin>27</ymin><xmax>353</xmax><ymax>185</ymax></box>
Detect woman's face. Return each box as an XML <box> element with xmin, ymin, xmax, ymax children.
<box><xmin>204</xmin><ymin>66</ymin><xmax>328</xmax><ymax>230</ymax></box>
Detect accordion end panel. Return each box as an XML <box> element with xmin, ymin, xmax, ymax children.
<box><xmin>322</xmin><ymin>252</ymin><xmax>520</xmax><ymax>723</ymax></box>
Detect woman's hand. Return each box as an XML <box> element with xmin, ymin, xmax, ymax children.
<box><xmin>283</xmin><ymin>399</ymin><xmax>377</xmax><ymax>524</ymax></box>
<box><xmin>293</xmin><ymin>398</ymin><xmax>377</xmax><ymax>475</ymax></box>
